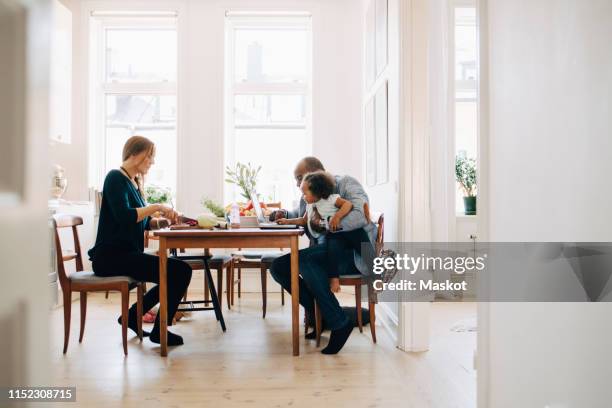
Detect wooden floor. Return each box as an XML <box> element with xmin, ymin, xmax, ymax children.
<box><xmin>50</xmin><ymin>275</ymin><xmax>476</xmax><ymax>408</ymax></box>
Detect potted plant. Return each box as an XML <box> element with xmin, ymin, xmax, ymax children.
<box><xmin>145</xmin><ymin>185</ymin><xmax>172</xmax><ymax>205</ymax></box>
<box><xmin>201</xmin><ymin>197</ymin><xmax>226</xmax><ymax>218</ymax></box>
<box><xmin>225</xmin><ymin>162</ymin><xmax>261</xmax><ymax>201</ymax></box>
<box><xmin>455</xmin><ymin>156</ymin><xmax>477</xmax><ymax>215</ymax></box>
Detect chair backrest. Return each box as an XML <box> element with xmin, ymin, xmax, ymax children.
<box><xmin>52</xmin><ymin>214</ymin><xmax>85</xmax><ymax>289</ymax></box>
<box><xmin>370</xmin><ymin>211</ymin><xmax>385</xmax><ymax>256</ymax></box>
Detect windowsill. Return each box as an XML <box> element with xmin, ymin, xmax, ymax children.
<box><xmin>456</xmin><ymin>213</ymin><xmax>477</xmax><ymax>219</ymax></box>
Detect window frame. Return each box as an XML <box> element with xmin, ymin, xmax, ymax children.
<box><xmin>224</xmin><ymin>15</ymin><xmax>313</xmax><ymax>203</ymax></box>
<box><xmin>89</xmin><ymin>15</ymin><xmax>178</xmax><ymax>191</ymax></box>
<box><xmin>450</xmin><ymin>0</ymin><xmax>480</xmax><ymax>215</ymax></box>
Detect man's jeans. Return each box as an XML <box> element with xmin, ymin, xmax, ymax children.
<box><xmin>270</xmin><ymin>244</ymin><xmax>350</xmax><ymax>331</ymax></box>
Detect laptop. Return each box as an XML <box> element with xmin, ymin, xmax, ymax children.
<box><xmin>250</xmin><ymin>192</ymin><xmax>299</xmax><ymax>229</ymax></box>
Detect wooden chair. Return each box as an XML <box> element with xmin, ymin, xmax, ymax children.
<box><xmin>230</xmin><ymin>202</ymin><xmax>286</xmax><ymax>318</ymax></box>
<box><xmin>313</xmin><ymin>212</ymin><xmax>384</xmax><ymax>346</ymax></box>
<box><xmin>175</xmin><ymin>249</ymin><xmax>233</xmax><ymax>310</ymax></box>
<box><xmin>53</xmin><ymin>214</ymin><xmax>144</xmax><ymax>356</ymax></box>
<box><xmin>169</xmin><ymin>251</ymin><xmax>228</xmax><ymax>332</ymax></box>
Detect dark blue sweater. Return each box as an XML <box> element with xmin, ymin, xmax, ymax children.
<box><xmin>88</xmin><ymin>170</ymin><xmax>150</xmax><ymax>259</ymax></box>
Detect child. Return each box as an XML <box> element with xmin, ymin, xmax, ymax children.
<box><xmin>278</xmin><ymin>171</ymin><xmax>371</xmax><ymax>293</ymax></box>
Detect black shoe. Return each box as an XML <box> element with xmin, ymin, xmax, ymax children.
<box><xmin>150</xmin><ymin>329</ymin><xmax>184</xmax><ymax>346</ymax></box>
<box><xmin>342</xmin><ymin>306</ymin><xmax>371</xmax><ymax>327</ymax></box>
<box><xmin>321</xmin><ymin>320</ymin><xmax>353</xmax><ymax>355</ymax></box>
<box><xmin>117</xmin><ymin>314</ymin><xmax>150</xmax><ymax>337</ymax></box>
<box><xmin>306</xmin><ymin>307</ymin><xmax>370</xmax><ymax>333</ymax></box>
<box><xmin>150</xmin><ymin>316</ymin><xmax>184</xmax><ymax>346</ymax></box>
<box><xmin>305</xmin><ymin>330</ymin><xmax>317</xmax><ymax>340</ymax></box>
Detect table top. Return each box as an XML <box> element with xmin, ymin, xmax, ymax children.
<box><xmin>154</xmin><ymin>227</ymin><xmax>304</xmax><ymax>238</ymax></box>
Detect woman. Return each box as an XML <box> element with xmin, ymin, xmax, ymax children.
<box><xmin>88</xmin><ymin>136</ymin><xmax>192</xmax><ymax>346</ymax></box>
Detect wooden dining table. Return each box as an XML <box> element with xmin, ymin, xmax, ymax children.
<box><xmin>154</xmin><ymin>227</ymin><xmax>304</xmax><ymax>357</ymax></box>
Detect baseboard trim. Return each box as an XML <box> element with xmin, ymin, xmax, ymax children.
<box><xmin>377</xmin><ymin>302</ymin><xmax>399</xmax><ymax>344</ymax></box>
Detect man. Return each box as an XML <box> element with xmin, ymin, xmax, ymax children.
<box><xmin>269</xmin><ymin>157</ymin><xmax>376</xmax><ymax>354</ymax></box>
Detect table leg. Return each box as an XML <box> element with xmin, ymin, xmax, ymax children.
<box><xmin>159</xmin><ymin>238</ymin><xmax>168</xmax><ymax>356</ymax></box>
<box><xmin>290</xmin><ymin>236</ymin><xmax>299</xmax><ymax>356</ymax></box>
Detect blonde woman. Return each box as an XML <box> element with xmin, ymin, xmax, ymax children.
<box><xmin>88</xmin><ymin>136</ymin><xmax>192</xmax><ymax>346</ymax></box>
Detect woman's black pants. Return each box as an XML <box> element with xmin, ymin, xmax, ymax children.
<box><xmin>92</xmin><ymin>249</ymin><xmax>193</xmax><ymax>327</ymax></box>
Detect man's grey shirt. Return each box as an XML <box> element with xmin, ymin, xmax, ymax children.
<box><xmin>288</xmin><ymin>175</ymin><xmax>377</xmax><ymax>276</ymax></box>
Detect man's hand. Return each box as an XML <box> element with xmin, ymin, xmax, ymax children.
<box><xmin>329</xmin><ymin>214</ymin><xmax>342</xmax><ymax>232</ymax></box>
<box><xmin>276</xmin><ymin>218</ymin><xmax>290</xmax><ymax>225</ymax></box>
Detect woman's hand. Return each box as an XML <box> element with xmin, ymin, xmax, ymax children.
<box><xmin>276</xmin><ymin>218</ymin><xmax>290</xmax><ymax>225</ymax></box>
<box><xmin>155</xmin><ymin>204</ymin><xmax>180</xmax><ymax>224</ymax></box>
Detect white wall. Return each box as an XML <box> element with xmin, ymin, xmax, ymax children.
<box><xmin>482</xmin><ymin>0</ymin><xmax>612</xmax><ymax>406</ymax></box>
<box><xmin>54</xmin><ymin>0</ymin><xmax>363</xmax><ymax>218</ymax></box>
<box><xmin>50</xmin><ymin>0</ymin><xmax>88</xmax><ymax>201</ymax></box>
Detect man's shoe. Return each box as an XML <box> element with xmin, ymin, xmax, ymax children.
<box><xmin>321</xmin><ymin>320</ymin><xmax>353</xmax><ymax>355</ymax></box>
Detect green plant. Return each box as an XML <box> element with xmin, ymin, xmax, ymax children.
<box><xmin>455</xmin><ymin>156</ymin><xmax>477</xmax><ymax>197</ymax></box>
<box><xmin>201</xmin><ymin>197</ymin><xmax>225</xmax><ymax>218</ymax></box>
<box><xmin>145</xmin><ymin>185</ymin><xmax>172</xmax><ymax>204</ymax></box>
<box><xmin>225</xmin><ymin>162</ymin><xmax>261</xmax><ymax>201</ymax></box>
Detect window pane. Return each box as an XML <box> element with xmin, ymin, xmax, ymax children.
<box><xmin>105</xmin><ymin>95</ymin><xmax>177</xmax><ymax>194</ymax></box>
<box><xmin>234</xmin><ymin>28</ymin><xmax>309</xmax><ymax>84</ymax></box>
<box><xmin>232</xmin><ymin>129</ymin><xmax>309</xmax><ymax>207</ymax></box>
<box><xmin>234</xmin><ymin>94</ymin><xmax>306</xmax><ymax>126</ymax></box>
<box><xmin>455</xmin><ymin>7</ymin><xmax>478</xmax><ymax>214</ymax></box>
<box><xmin>455</xmin><ymin>7</ymin><xmax>477</xmax><ymax>99</ymax></box>
<box><xmin>106</xmin><ymin>28</ymin><xmax>176</xmax><ymax>83</ymax></box>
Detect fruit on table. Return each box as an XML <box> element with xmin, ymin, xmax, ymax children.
<box><xmin>224</xmin><ymin>202</ymin><xmax>272</xmax><ymax>217</ymax></box>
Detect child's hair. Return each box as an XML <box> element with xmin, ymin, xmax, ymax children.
<box><xmin>303</xmin><ymin>171</ymin><xmax>335</xmax><ymax>200</ymax></box>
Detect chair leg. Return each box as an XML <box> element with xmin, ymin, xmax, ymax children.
<box><xmin>62</xmin><ymin>289</ymin><xmax>72</xmax><ymax>354</ymax></box>
<box><xmin>230</xmin><ymin>266</ymin><xmax>235</xmax><ymax>306</ymax></box>
<box><xmin>281</xmin><ymin>288</ymin><xmax>285</xmax><ymax>306</ymax></box>
<box><xmin>314</xmin><ymin>301</ymin><xmax>322</xmax><ymax>347</ymax></box>
<box><xmin>260</xmin><ymin>265</ymin><xmax>267</xmax><ymax>318</ymax></box>
<box><xmin>356</xmin><ymin>284</ymin><xmax>363</xmax><ymax>333</ymax></box>
<box><xmin>237</xmin><ymin>268</ymin><xmax>242</xmax><ymax>298</ymax></box>
<box><xmin>369</xmin><ymin>301</ymin><xmax>377</xmax><ymax>343</ymax></box>
<box><xmin>204</xmin><ymin>260</ymin><xmax>226</xmax><ymax>332</ymax></box>
<box><xmin>137</xmin><ymin>284</ymin><xmax>144</xmax><ymax>341</ymax></box>
<box><xmin>105</xmin><ymin>291</ymin><xmax>109</xmax><ymax>299</ymax></box>
<box><xmin>79</xmin><ymin>291</ymin><xmax>87</xmax><ymax>343</ymax></box>
<box><xmin>120</xmin><ymin>285</ymin><xmax>129</xmax><ymax>356</ymax></box>
<box><xmin>226</xmin><ymin>264</ymin><xmax>232</xmax><ymax>309</ymax></box>
<box><xmin>204</xmin><ymin>272</ymin><xmax>210</xmax><ymax>302</ymax></box>
<box><xmin>217</xmin><ymin>268</ymin><xmax>223</xmax><ymax>310</ymax></box>
<box><xmin>183</xmin><ymin>288</ymin><xmax>188</xmax><ymax>302</ymax></box>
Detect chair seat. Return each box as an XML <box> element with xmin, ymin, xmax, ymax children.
<box><xmin>232</xmin><ymin>250</ymin><xmax>284</xmax><ymax>260</ymax></box>
<box><xmin>260</xmin><ymin>252</ymin><xmax>285</xmax><ymax>263</ymax></box>
<box><xmin>180</xmin><ymin>255</ymin><xmax>232</xmax><ymax>270</ymax></box>
<box><xmin>69</xmin><ymin>271</ymin><xmax>138</xmax><ymax>284</ymax></box>
<box><xmin>339</xmin><ymin>273</ymin><xmax>364</xmax><ymax>280</ymax></box>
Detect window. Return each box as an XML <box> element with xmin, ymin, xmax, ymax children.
<box><xmin>89</xmin><ymin>15</ymin><xmax>178</xmax><ymax>198</ymax></box>
<box><xmin>225</xmin><ymin>15</ymin><xmax>312</xmax><ymax>207</ymax></box>
<box><xmin>453</xmin><ymin>3</ymin><xmax>478</xmax><ymax>213</ymax></box>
